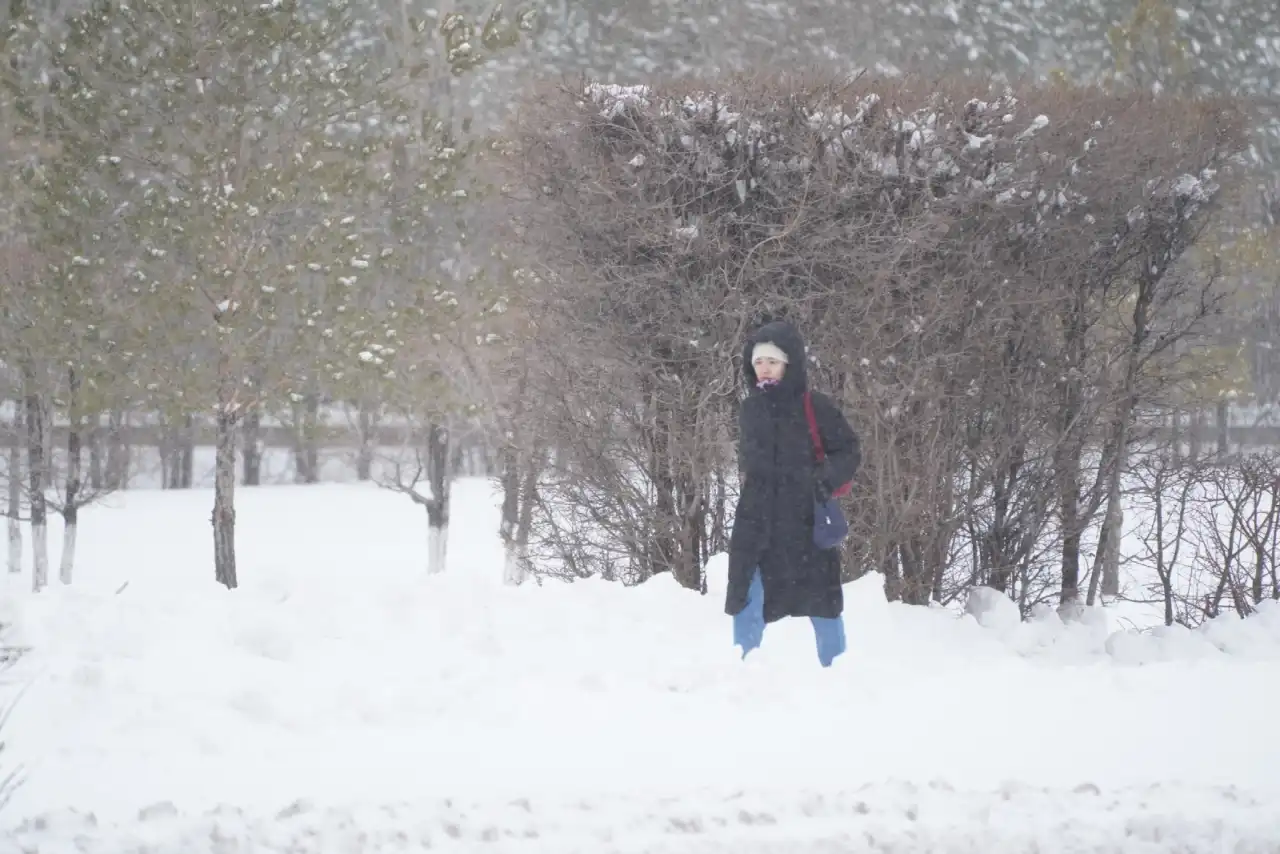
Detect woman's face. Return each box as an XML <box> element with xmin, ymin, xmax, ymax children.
<box><xmin>753</xmin><ymin>355</ymin><xmax>786</xmax><ymax>382</ymax></box>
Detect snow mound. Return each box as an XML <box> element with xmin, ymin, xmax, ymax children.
<box><xmin>963</xmin><ymin>585</ymin><xmax>1021</xmax><ymax>632</ymax></box>
<box><xmin>709</xmin><ymin>565</ymin><xmax>1280</xmax><ymax>667</ymax></box>
<box><xmin>948</xmin><ymin>582</ymin><xmax>1280</xmax><ymax>666</ymax></box>
<box><xmin>1106</xmin><ymin>599</ymin><xmax>1280</xmax><ymax>665</ymax></box>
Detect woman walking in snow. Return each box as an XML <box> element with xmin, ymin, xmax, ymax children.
<box><xmin>726</xmin><ymin>320</ymin><xmax>861</xmax><ymax>667</ymax></box>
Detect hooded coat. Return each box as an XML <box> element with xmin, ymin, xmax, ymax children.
<box><xmin>726</xmin><ymin>321</ymin><xmax>861</xmax><ymax>623</ymax></box>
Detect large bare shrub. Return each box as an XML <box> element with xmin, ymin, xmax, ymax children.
<box><xmin>503</xmin><ymin>72</ymin><xmax>1245</xmax><ymax>602</ymax></box>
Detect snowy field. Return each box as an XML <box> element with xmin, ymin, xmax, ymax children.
<box><xmin>1</xmin><ymin>478</ymin><xmax>1279</xmax><ymax>852</ymax></box>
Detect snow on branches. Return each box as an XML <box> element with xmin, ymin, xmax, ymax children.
<box><xmin>578</xmin><ymin>76</ymin><xmax>1242</xmax><ymax>246</ymax></box>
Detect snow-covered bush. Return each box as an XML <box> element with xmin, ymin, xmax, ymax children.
<box><xmin>504</xmin><ymin>73</ymin><xmax>1247</xmax><ymax>599</ymax></box>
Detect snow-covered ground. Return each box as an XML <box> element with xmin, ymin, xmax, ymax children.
<box><xmin>1</xmin><ymin>480</ymin><xmax>1279</xmax><ymax>852</ymax></box>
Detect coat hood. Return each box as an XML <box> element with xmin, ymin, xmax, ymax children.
<box><xmin>743</xmin><ymin>320</ymin><xmax>808</xmax><ymax>394</ymax></box>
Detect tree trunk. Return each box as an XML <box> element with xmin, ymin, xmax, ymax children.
<box><xmin>986</xmin><ymin>443</ymin><xmax>1023</xmax><ymax>593</ymax></box>
<box><xmin>1188</xmin><ymin>409</ymin><xmax>1204</xmax><ymax>460</ymax></box>
<box><xmin>1091</xmin><ymin>501</ymin><xmax>1122</xmax><ymax>603</ymax></box>
<box><xmin>928</xmin><ymin>463</ymin><xmax>956</xmax><ymax>603</ymax></box>
<box><xmin>425</xmin><ymin>421</ymin><xmax>450</xmax><ymax>574</ymax></box>
<box><xmin>1103</xmin><ymin>506</ymin><xmax>1122</xmax><ymax>598</ymax></box>
<box><xmin>647</xmin><ymin>392</ymin><xmax>706</xmax><ymax>589</ymax></box>
<box><xmin>673</xmin><ymin>466</ymin><xmax>706</xmax><ymax>592</ymax></box>
<box><xmin>709</xmin><ymin>463</ymin><xmax>727</xmax><ymax>554</ymax></box>
<box><xmin>60</xmin><ymin>368</ymin><xmax>83</xmax><ymax>585</ymax></box>
<box><xmin>1215</xmin><ymin>399</ymin><xmax>1230</xmax><ymax>456</ymax></box>
<box><xmin>514</xmin><ymin>447</ymin><xmax>541</xmax><ymax>580</ymax></box>
<box><xmin>7</xmin><ymin>404</ymin><xmax>22</xmax><ymax>575</ymax></box>
<box><xmin>242</xmin><ymin>406</ymin><xmax>262</xmax><ymax>486</ymax></box>
<box><xmin>1089</xmin><ymin>432</ymin><xmax>1129</xmax><ymax>606</ymax></box>
<box><xmin>1057</xmin><ymin>448</ymin><xmax>1083</xmax><ymax>612</ymax></box>
<box><xmin>160</xmin><ymin>419</ymin><xmax>172</xmax><ymax>489</ymax></box>
<box><xmin>105</xmin><ymin>408</ymin><xmax>129</xmax><ymax>490</ymax></box>
<box><xmin>1250</xmin><ymin>475</ymin><xmax>1278</xmax><ymax>605</ymax></box>
<box><xmin>499</xmin><ymin>442</ymin><xmax>521</xmax><ymax>584</ymax></box>
<box><xmin>214</xmin><ymin>413</ymin><xmax>238</xmax><ymax>588</ymax></box>
<box><xmin>899</xmin><ymin>538</ymin><xmax>928</xmax><ymax>605</ymax></box>
<box><xmin>1252</xmin><ymin>540</ymin><xmax>1265</xmax><ymax>606</ymax></box>
<box><xmin>23</xmin><ymin>367</ymin><xmax>48</xmax><ymax>592</ymax></box>
<box><xmin>653</xmin><ymin>464</ymin><xmax>676</xmax><ymax>580</ymax></box>
<box><xmin>1268</xmin><ymin>479</ymin><xmax>1280</xmax><ymax>603</ymax></box>
<box><xmin>88</xmin><ymin>414</ymin><xmax>103</xmax><ymax>492</ymax></box>
<box><xmin>1055</xmin><ymin>295</ymin><xmax>1088</xmax><ymax>612</ymax></box>
<box><xmin>179</xmin><ymin>414</ymin><xmax>194</xmax><ymax>489</ymax></box>
<box><xmin>161</xmin><ymin>417</ymin><xmax>178</xmax><ymax>489</ymax></box>
<box><xmin>1153</xmin><ymin>476</ymin><xmax>1174</xmax><ymax>626</ymax></box>
<box><xmin>880</xmin><ymin>540</ymin><xmax>903</xmax><ymax>601</ymax></box>
<box><xmin>160</xmin><ymin>413</ymin><xmax>195</xmax><ymax>489</ymax></box>
<box><xmin>1090</xmin><ymin>275</ymin><xmax>1155</xmax><ymax>606</ymax></box>
<box><xmin>213</xmin><ymin>352</ymin><xmax>240</xmax><ymax>589</ymax></box>
<box><xmin>356</xmin><ymin>403</ymin><xmax>375</xmax><ymax>481</ymax></box>
<box><xmin>292</xmin><ymin>394</ymin><xmax>319</xmax><ymax>484</ymax></box>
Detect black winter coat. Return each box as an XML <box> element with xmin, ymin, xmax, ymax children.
<box><xmin>725</xmin><ymin>321</ymin><xmax>861</xmax><ymax>623</ymax></box>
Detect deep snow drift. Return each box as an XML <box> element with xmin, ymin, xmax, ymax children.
<box><xmin>1</xmin><ymin>480</ymin><xmax>1278</xmax><ymax>852</ymax></box>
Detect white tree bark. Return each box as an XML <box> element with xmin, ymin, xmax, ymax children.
<box><xmin>59</xmin><ymin>523</ymin><xmax>77</xmax><ymax>586</ymax></box>
<box><xmin>423</xmin><ymin>421</ymin><xmax>451</xmax><ymax>574</ymax></box>
<box><xmin>213</xmin><ymin>336</ymin><xmax>240</xmax><ymax>590</ymax></box>
<box><xmin>30</xmin><ymin>520</ymin><xmax>48</xmax><ymax>593</ymax></box>
<box><xmin>427</xmin><ymin>522</ymin><xmax>448</xmax><ymax>575</ymax></box>
<box><xmin>23</xmin><ymin>372</ymin><xmax>48</xmax><ymax>592</ymax></box>
<box><xmin>60</xmin><ymin>367</ymin><xmax>83</xmax><ymax>585</ymax></box>
<box><xmin>503</xmin><ymin>544</ymin><xmax>527</xmax><ymax>586</ymax></box>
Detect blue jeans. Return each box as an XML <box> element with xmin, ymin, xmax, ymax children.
<box><xmin>732</xmin><ymin>568</ymin><xmax>846</xmax><ymax>667</ymax></box>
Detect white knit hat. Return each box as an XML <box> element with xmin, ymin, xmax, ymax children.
<box><xmin>751</xmin><ymin>341</ymin><xmax>789</xmax><ymax>364</ymax></box>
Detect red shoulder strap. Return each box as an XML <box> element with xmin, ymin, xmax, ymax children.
<box><xmin>806</xmin><ymin>392</ymin><xmax>852</xmax><ymax>497</ymax></box>
<box><xmin>803</xmin><ymin>391</ymin><xmax>825</xmax><ymax>462</ymax></box>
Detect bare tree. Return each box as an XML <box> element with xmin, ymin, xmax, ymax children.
<box><xmin>494</xmin><ymin>360</ymin><xmax>548</xmax><ymax>586</ymax></box>
<box><xmin>334</xmin><ymin>5</ymin><xmax>533</xmax><ymax>575</ymax></box>
<box><xmin>445</xmin><ymin>264</ymin><xmax>548</xmax><ymax>585</ymax></box>
<box><xmin>378</xmin><ymin>418</ymin><xmax>454</xmax><ymax>574</ymax></box>
<box><xmin>0</xmin><ymin>246</ymin><xmax>54</xmax><ymax>591</ymax></box>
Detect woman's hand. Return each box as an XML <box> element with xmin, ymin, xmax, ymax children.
<box><xmin>813</xmin><ymin>462</ymin><xmax>834</xmax><ymax>503</ymax></box>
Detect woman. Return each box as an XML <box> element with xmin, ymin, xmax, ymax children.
<box><xmin>726</xmin><ymin>320</ymin><xmax>861</xmax><ymax>667</ymax></box>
